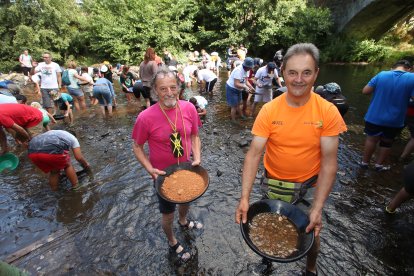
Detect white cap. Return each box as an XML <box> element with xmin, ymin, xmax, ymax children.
<box><xmin>100</xmin><ymin>65</ymin><xmax>108</xmax><ymax>73</ymax></box>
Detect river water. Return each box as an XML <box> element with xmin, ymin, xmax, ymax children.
<box><xmin>1</xmin><ymin>64</ymin><xmax>413</xmax><ymax>275</ymax></box>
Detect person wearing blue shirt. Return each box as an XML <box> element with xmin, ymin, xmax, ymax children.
<box><xmin>360</xmin><ymin>60</ymin><xmax>414</xmax><ymax>171</ymax></box>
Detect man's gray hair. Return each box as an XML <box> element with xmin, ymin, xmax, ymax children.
<box><xmin>282</xmin><ymin>43</ymin><xmax>320</xmax><ymax>70</ymax></box>
<box><xmin>151</xmin><ymin>66</ymin><xmax>180</xmax><ymax>88</ymax></box>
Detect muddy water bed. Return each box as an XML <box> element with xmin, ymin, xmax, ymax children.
<box><xmin>1</xmin><ymin>67</ymin><xmax>414</xmax><ymax>275</ymax></box>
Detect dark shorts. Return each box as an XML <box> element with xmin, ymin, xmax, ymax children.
<box><xmin>28</xmin><ymin>151</ymin><xmax>70</xmax><ymax>173</ymax></box>
<box><xmin>21</xmin><ymin>66</ymin><xmax>31</xmax><ymax>76</ymax></box>
<box><xmin>154</xmin><ymin>181</ymin><xmax>189</xmax><ymax>214</ymax></box>
<box><xmin>404</xmin><ymin>162</ymin><xmax>414</xmax><ymax>194</ymax></box>
<box><xmin>226</xmin><ymin>84</ymin><xmax>241</xmax><ymax>107</ymax></box>
<box><xmin>364</xmin><ymin>121</ymin><xmax>403</xmax><ymax>140</ymax></box>
<box><xmin>132</xmin><ymin>82</ymin><xmax>145</xmax><ymax>99</ymax></box>
<box><xmin>142</xmin><ymin>86</ymin><xmax>151</xmax><ymax>99</ymax></box>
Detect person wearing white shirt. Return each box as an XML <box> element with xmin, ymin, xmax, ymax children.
<box><xmin>195</xmin><ymin>69</ymin><xmax>217</xmax><ymax>95</ymax></box>
<box><xmin>35</xmin><ymin>52</ymin><xmax>62</xmax><ymax>113</ymax></box>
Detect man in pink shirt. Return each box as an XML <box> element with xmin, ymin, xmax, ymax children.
<box><xmin>132</xmin><ymin>67</ymin><xmax>202</xmax><ymax>262</ymax></box>
<box><xmin>0</xmin><ymin>104</ymin><xmax>43</xmax><ymax>154</ymax></box>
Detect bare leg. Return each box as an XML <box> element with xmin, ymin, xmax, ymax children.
<box><xmin>65</xmin><ymin>164</ymin><xmax>79</xmax><ymax>188</ymax></box>
<box><xmin>387</xmin><ymin>187</ymin><xmax>413</xmax><ymax>212</ymax></box>
<box><xmin>401</xmin><ymin>138</ymin><xmax>414</xmax><ymax>160</ymax></box>
<box><xmin>230</xmin><ymin>106</ymin><xmax>237</xmax><ymax>121</ymax></box>
<box><xmin>78</xmin><ymin>96</ymin><xmax>86</xmax><ymax>110</ymax></box>
<box><xmin>72</xmin><ymin>97</ymin><xmax>80</xmax><ymax>111</ymax></box>
<box><xmin>162</xmin><ymin>212</ymin><xmax>177</xmax><ymax>245</ymax></box>
<box><xmin>145</xmin><ymin>98</ymin><xmax>150</xmax><ymax>108</ymax></box>
<box><xmin>250</xmin><ymin>102</ymin><xmax>257</xmax><ymax>117</ymax></box>
<box><xmin>107</xmin><ymin>105</ymin><xmax>113</xmax><ymax>117</ymax></box>
<box><xmin>375</xmin><ymin>146</ymin><xmax>391</xmax><ymax>165</ymax></box>
<box><xmin>177</xmin><ymin>204</ymin><xmax>190</xmax><ymax>226</ymax></box>
<box><xmin>306</xmin><ymin>235</ymin><xmax>320</xmax><ymax>273</ymax></box>
<box><xmin>99</xmin><ymin>106</ymin><xmax>106</xmax><ymax>116</ymax></box>
<box><xmin>362</xmin><ymin>136</ymin><xmax>380</xmax><ymax>163</ymax></box>
<box><xmin>49</xmin><ymin>170</ymin><xmax>60</xmax><ymax>191</ymax></box>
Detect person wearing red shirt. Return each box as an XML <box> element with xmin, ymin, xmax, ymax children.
<box><xmin>0</xmin><ymin>104</ymin><xmax>42</xmax><ymax>154</ymax></box>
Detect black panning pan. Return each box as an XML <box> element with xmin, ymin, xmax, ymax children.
<box><xmin>53</xmin><ymin>114</ymin><xmax>65</xmax><ymax>120</ymax></box>
<box><xmin>155</xmin><ymin>162</ymin><xmax>209</xmax><ymax>204</ymax></box>
<box><xmin>240</xmin><ymin>199</ymin><xmax>315</xmax><ymax>263</ymax></box>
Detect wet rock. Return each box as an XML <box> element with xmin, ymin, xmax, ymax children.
<box><xmin>213</xmin><ymin>128</ymin><xmax>219</xmax><ymax>134</ymax></box>
<box><xmin>94</xmin><ymin>257</ymin><xmax>101</xmax><ymax>263</ymax></box>
<box><xmin>238</xmin><ymin>140</ymin><xmax>249</xmax><ymax>147</ymax></box>
<box><xmin>337</xmin><ymin>171</ymin><xmax>346</xmax><ymax>176</ymax></box>
<box><xmin>87</xmin><ymin>136</ymin><xmax>94</xmax><ymax>140</ymax></box>
<box><xmin>101</xmin><ymin>132</ymin><xmax>110</xmax><ymax>138</ymax></box>
<box><xmin>63</xmin><ymin>263</ymin><xmax>74</xmax><ymax>271</ymax></box>
<box><xmin>216</xmin><ymin>170</ymin><xmax>223</xmax><ymax>177</ymax></box>
<box><xmin>339</xmin><ymin>177</ymin><xmax>353</xmax><ymax>185</ymax></box>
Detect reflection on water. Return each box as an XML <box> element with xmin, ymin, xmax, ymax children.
<box><xmin>1</xmin><ymin>64</ymin><xmax>413</xmax><ymax>275</ymax></box>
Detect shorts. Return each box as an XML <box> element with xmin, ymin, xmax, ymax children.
<box><xmin>41</xmin><ymin>88</ymin><xmax>57</xmax><ymax>109</ymax></box>
<box><xmin>142</xmin><ymin>86</ymin><xmax>151</xmax><ymax>99</ymax></box>
<box><xmin>93</xmin><ymin>86</ymin><xmax>112</xmax><ymax>106</ymax></box>
<box><xmin>133</xmin><ymin>83</ymin><xmax>145</xmax><ymax>99</ymax></box>
<box><xmin>156</xmin><ymin>192</ymin><xmax>176</xmax><ymax>214</ymax></box>
<box><xmin>205</xmin><ymin>78</ymin><xmax>217</xmax><ymax>93</ymax></box>
<box><xmin>404</xmin><ymin>162</ymin><xmax>414</xmax><ymax>194</ymax></box>
<box><xmin>57</xmin><ymin>100</ymin><xmax>74</xmax><ymax>110</ymax></box>
<box><xmin>80</xmin><ymin>85</ymin><xmax>94</xmax><ymax>97</ymax></box>
<box><xmin>226</xmin><ymin>84</ymin><xmax>241</xmax><ymax>107</ymax></box>
<box><xmin>28</xmin><ymin>151</ymin><xmax>70</xmax><ymax>173</ymax></box>
<box><xmin>242</xmin><ymin>89</ymin><xmax>249</xmax><ymax>101</ymax></box>
<box><xmin>254</xmin><ymin>88</ymin><xmax>272</xmax><ymax>103</ymax></box>
<box><xmin>364</xmin><ymin>121</ymin><xmax>403</xmax><ymax>140</ymax></box>
<box><xmin>21</xmin><ymin>66</ymin><xmax>31</xmax><ymax>76</ymax></box>
<box><xmin>67</xmin><ymin>87</ymin><xmax>84</xmax><ymax>97</ymax></box>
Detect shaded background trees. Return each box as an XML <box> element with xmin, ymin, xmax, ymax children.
<box><xmin>0</xmin><ymin>0</ymin><xmax>412</xmax><ymax>71</ymax></box>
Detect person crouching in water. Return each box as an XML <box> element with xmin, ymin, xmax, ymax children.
<box><xmin>26</xmin><ymin>130</ymin><xmax>90</xmax><ymax>191</ymax></box>
<box><xmin>50</xmin><ymin>90</ymin><xmax>74</xmax><ymax>125</ymax></box>
<box><xmin>30</xmin><ymin>102</ymin><xmax>56</xmax><ymax>131</ymax></box>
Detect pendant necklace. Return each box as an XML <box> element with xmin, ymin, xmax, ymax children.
<box><xmin>159</xmin><ymin>102</ymin><xmax>188</xmax><ymax>163</ymax></box>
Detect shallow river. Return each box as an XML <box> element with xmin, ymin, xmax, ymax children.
<box><xmin>1</xmin><ymin>64</ymin><xmax>413</xmax><ymax>275</ymax></box>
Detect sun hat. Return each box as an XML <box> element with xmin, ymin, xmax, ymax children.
<box><xmin>100</xmin><ymin>65</ymin><xmax>108</xmax><ymax>73</ymax></box>
<box><xmin>103</xmin><ymin>61</ymin><xmax>110</xmax><ymax>65</ymax></box>
<box><xmin>211</xmin><ymin>52</ymin><xmax>218</xmax><ymax>56</ymax></box>
<box><xmin>242</xmin><ymin>57</ymin><xmax>254</xmax><ymax>68</ymax></box>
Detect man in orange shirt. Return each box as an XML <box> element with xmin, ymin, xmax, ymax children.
<box><xmin>235</xmin><ymin>43</ymin><xmax>347</xmax><ymax>276</ymax></box>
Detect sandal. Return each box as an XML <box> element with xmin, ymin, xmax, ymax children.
<box><xmin>169</xmin><ymin>241</ymin><xmax>191</xmax><ymax>262</ymax></box>
<box><xmin>178</xmin><ymin>219</ymin><xmax>203</xmax><ymax>230</ymax></box>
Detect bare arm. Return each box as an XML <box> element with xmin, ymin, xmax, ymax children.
<box><xmin>132</xmin><ymin>141</ymin><xmax>165</xmax><ymax>179</ymax></box>
<box><xmin>57</xmin><ymin>72</ymin><xmax>62</xmax><ymax>88</ymax></box>
<box><xmin>0</xmin><ymin>127</ymin><xmax>8</xmax><ymax>154</ymax></box>
<box><xmin>72</xmin><ymin>147</ymin><xmax>90</xmax><ymax>169</ymax></box>
<box><xmin>190</xmin><ymin>133</ymin><xmax>201</xmax><ymax>166</ymax></box>
<box><xmin>8</xmin><ymin>123</ymin><xmax>31</xmax><ymax>143</ymax></box>
<box><xmin>74</xmin><ymin>73</ymin><xmax>87</xmax><ymax>82</ymax></box>
<box><xmin>235</xmin><ymin>136</ymin><xmax>267</xmax><ymax>224</ymax></box>
<box><xmin>306</xmin><ymin>135</ymin><xmax>339</xmax><ymax>237</ymax></box>
<box><xmin>362</xmin><ymin>85</ymin><xmax>374</xmax><ymax>95</ymax></box>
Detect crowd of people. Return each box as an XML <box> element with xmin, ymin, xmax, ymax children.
<box><xmin>1</xmin><ymin>43</ymin><xmax>414</xmax><ymax>275</ymax></box>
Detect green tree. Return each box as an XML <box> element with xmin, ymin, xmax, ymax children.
<box><xmin>0</xmin><ymin>0</ymin><xmax>83</xmax><ymax>70</ymax></box>
<box><xmin>83</xmin><ymin>0</ymin><xmax>199</xmax><ymax>64</ymax></box>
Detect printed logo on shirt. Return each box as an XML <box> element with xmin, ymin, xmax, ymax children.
<box><xmin>272</xmin><ymin>120</ymin><xmax>283</xmax><ymax>125</ymax></box>
<box><xmin>303</xmin><ymin>120</ymin><xmax>323</xmax><ymax>128</ymax></box>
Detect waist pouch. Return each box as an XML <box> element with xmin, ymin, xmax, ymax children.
<box><xmin>260</xmin><ymin>174</ymin><xmax>318</xmax><ymax>205</ymax></box>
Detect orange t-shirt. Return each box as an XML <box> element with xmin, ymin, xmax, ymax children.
<box><xmin>252</xmin><ymin>92</ymin><xmax>347</xmax><ymax>182</ymax></box>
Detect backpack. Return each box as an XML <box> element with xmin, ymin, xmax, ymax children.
<box><xmin>62</xmin><ymin>69</ymin><xmax>71</xmax><ymax>86</ymax></box>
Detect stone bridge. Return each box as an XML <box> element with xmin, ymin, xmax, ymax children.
<box><xmin>311</xmin><ymin>0</ymin><xmax>414</xmax><ymax>39</ymax></box>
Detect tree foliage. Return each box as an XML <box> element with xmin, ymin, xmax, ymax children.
<box><xmin>2</xmin><ymin>0</ymin><xmax>405</xmax><ymax>71</ymax></box>
<box><xmin>83</xmin><ymin>0</ymin><xmax>199</xmax><ymax>63</ymax></box>
<box><xmin>0</xmin><ymin>0</ymin><xmax>82</xmax><ymax>70</ymax></box>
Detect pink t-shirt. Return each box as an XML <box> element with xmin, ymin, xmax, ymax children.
<box><xmin>131</xmin><ymin>100</ymin><xmax>201</xmax><ymax>170</ymax></box>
